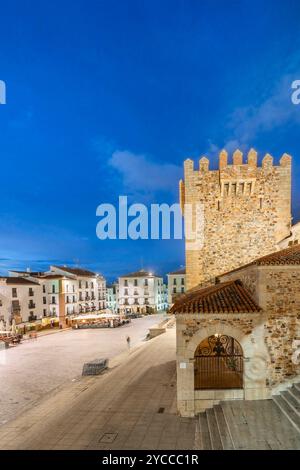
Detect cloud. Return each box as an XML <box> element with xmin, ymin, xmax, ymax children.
<box><xmin>227</xmin><ymin>73</ymin><xmax>300</xmax><ymax>146</ymax></box>
<box><xmin>206</xmin><ymin>64</ymin><xmax>300</xmax><ymax>158</ymax></box>
<box><xmin>108</xmin><ymin>150</ymin><xmax>182</xmax><ymax>196</ymax></box>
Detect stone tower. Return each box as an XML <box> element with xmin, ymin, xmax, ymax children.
<box><xmin>180</xmin><ymin>149</ymin><xmax>292</xmax><ymax>290</ymax></box>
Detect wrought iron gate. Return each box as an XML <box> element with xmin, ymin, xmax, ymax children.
<box><xmin>194</xmin><ymin>335</ymin><xmax>243</xmax><ymax>390</ymax></box>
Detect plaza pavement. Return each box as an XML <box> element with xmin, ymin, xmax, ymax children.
<box><xmin>0</xmin><ymin>314</ymin><xmax>164</xmax><ymax>425</ymax></box>
<box><xmin>0</xmin><ymin>327</ymin><xmax>196</xmax><ymax>450</ymax></box>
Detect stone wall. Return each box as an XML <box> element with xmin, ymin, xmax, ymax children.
<box><xmin>181</xmin><ymin>150</ymin><xmax>292</xmax><ymax>290</ymax></box>
<box><xmin>262</xmin><ymin>268</ymin><xmax>300</xmax><ymax>386</ymax></box>
<box><xmin>220</xmin><ymin>265</ymin><xmax>300</xmax><ymax>388</ymax></box>
<box><xmin>176</xmin><ymin>313</ymin><xmax>269</xmax><ymax>416</ymax></box>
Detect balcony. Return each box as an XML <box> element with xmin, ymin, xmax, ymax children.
<box><xmin>28</xmin><ymin>302</ymin><xmax>36</xmax><ymax>309</ymax></box>
<box><xmin>28</xmin><ymin>314</ymin><xmax>37</xmax><ymax>322</ymax></box>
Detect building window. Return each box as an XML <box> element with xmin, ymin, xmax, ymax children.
<box><xmin>43</xmin><ymin>297</ymin><xmax>46</xmax><ymax>304</ymax></box>
<box><xmin>134</xmin><ymin>279</ymin><xmax>138</xmax><ymax>286</ymax></box>
<box><xmin>124</xmin><ymin>279</ymin><xmax>128</xmax><ymax>287</ymax></box>
<box><xmin>173</xmin><ymin>287</ymin><xmax>176</xmax><ymax>294</ymax></box>
<box><xmin>124</xmin><ymin>289</ymin><xmax>128</xmax><ymax>296</ymax></box>
<box><xmin>91</xmin><ymin>282</ymin><xmax>94</xmax><ymax>289</ymax></box>
<box><xmin>52</xmin><ymin>296</ymin><xmax>56</xmax><ymax>304</ymax></box>
<box><xmin>144</xmin><ymin>279</ymin><xmax>148</xmax><ymax>286</ymax></box>
<box><xmin>52</xmin><ymin>285</ymin><xmax>55</xmax><ymax>293</ymax></box>
<box><xmin>79</xmin><ymin>281</ymin><xmax>82</xmax><ymax>289</ymax></box>
<box><xmin>173</xmin><ymin>278</ymin><xmax>177</xmax><ymax>285</ymax></box>
<box><xmin>86</xmin><ymin>281</ymin><xmax>88</xmax><ymax>288</ymax></box>
<box><xmin>181</xmin><ymin>287</ymin><xmax>184</xmax><ymax>293</ymax></box>
<box><xmin>29</xmin><ymin>288</ymin><xmax>34</xmax><ymax>296</ymax></box>
<box><xmin>43</xmin><ymin>309</ymin><xmax>47</xmax><ymax>317</ymax></box>
<box><xmin>181</xmin><ymin>278</ymin><xmax>185</xmax><ymax>285</ymax></box>
<box><xmin>12</xmin><ymin>288</ymin><xmax>17</xmax><ymax>298</ymax></box>
<box><xmin>43</xmin><ymin>285</ymin><xmax>46</xmax><ymax>293</ymax></box>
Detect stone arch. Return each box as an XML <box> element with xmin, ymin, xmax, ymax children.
<box><xmin>186</xmin><ymin>322</ymin><xmax>253</xmax><ymax>360</ymax></box>
<box><xmin>194</xmin><ymin>334</ymin><xmax>244</xmax><ymax>390</ymax></box>
<box><xmin>185</xmin><ymin>321</ymin><xmax>268</xmax><ymax>394</ymax></box>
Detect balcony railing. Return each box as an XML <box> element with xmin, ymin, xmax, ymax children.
<box><xmin>28</xmin><ymin>303</ymin><xmax>36</xmax><ymax>309</ymax></box>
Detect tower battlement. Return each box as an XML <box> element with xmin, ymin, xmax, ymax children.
<box><xmin>181</xmin><ymin>148</ymin><xmax>292</xmax><ymax>290</ymax></box>
<box><xmin>184</xmin><ymin>148</ymin><xmax>291</xmax><ymax>174</ymax></box>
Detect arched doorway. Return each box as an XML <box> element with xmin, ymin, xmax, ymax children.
<box><xmin>194</xmin><ymin>334</ymin><xmax>243</xmax><ymax>390</ymax></box>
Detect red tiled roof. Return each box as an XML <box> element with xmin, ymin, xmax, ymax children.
<box><xmin>39</xmin><ymin>274</ymin><xmax>67</xmax><ymax>280</ymax></box>
<box><xmin>219</xmin><ymin>244</ymin><xmax>300</xmax><ymax>278</ymax></box>
<box><xmin>253</xmin><ymin>244</ymin><xmax>300</xmax><ymax>265</ymax></box>
<box><xmin>170</xmin><ymin>279</ymin><xmax>261</xmax><ymax>314</ymax></box>
<box><xmin>168</xmin><ymin>268</ymin><xmax>186</xmax><ymax>275</ymax></box>
<box><xmin>119</xmin><ymin>270</ymin><xmax>159</xmax><ymax>278</ymax></box>
<box><xmin>51</xmin><ymin>266</ymin><xmax>96</xmax><ymax>277</ymax></box>
<box><xmin>4</xmin><ymin>277</ymin><xmax>40</xmax><ymax>286</ymax></box>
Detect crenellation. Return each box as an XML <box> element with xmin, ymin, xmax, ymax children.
<box><xmin>247</xmin><ymin>148</ymin><xmax>258</xmax><ymax>167</ymax></box>
<box><xmin>184</xmin><ymin>158</ymin><xmax>194</xmax><ymax>180</ymax></box>
<box><xmin>199</xmin><ymin>156</ymin><xmax>209</xmax><ymax>173</ymax></box>
<box><xmin>219</xmin><ymin>149</ymin><xmax>228</xmax><ymax>170</ymax></box>
<box><xmin>262</xmin><ymin>153</ymin><xmax>274</xmax><ymax>168</ymax></box>
<box><xmin>233</xmin><ymin>149</ymin><xmax>243</xmax><ymax>165</ymax></box>
<box><xmin>280</xmin><ymin>153</ymin><xmax>292</xmax><ymax>167</ymax></box>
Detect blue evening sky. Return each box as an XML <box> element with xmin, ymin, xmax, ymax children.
<box><xmin>0</xmin><ymin>0</ymin><xmax>300</xmax><ymax>281</ymax></box>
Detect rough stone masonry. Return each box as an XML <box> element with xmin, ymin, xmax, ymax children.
<box><xmin>180</xmin><ymin>148</ymin><xmax>292</xmax><ymax>290</ymax></box>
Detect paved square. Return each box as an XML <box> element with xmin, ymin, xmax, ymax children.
<box><xmin>0</xmin><ymin>314</ymin><xmax>164</xmax><ymax>424</ymax></box>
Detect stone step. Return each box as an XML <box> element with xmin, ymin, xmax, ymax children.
<box><xmin>273</xmin><ymin>395</ymin><xmax>300</xmax><ymax>434</ymax></box>
<box><xmin>206</xmin><ymin>408</ymin><xmax>223</xmax><ymax>450</ymax></box>
<box><xmin>198</xmin><ymin>412</ymin><xmax>212</xmax><ymax>450</ymax></box>
<box><xmin>282</xmin><ymin>391</ymin><xmax>300</xmax><ymax>417</ymax></box>
<box><xmin>214</xmin><ymin>404</ymin><xmax>234</xmax><ymax>450</ymax></box>
<box><xmin>291</xmin><ymin>383</ymin><xmax>300</xmax><ymax>400</ymax></box>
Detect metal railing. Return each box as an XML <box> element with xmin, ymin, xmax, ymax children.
<box><xmin>194</xmin><ymin>355</ymin><xmax>243</xmax><ymax>390</ymax></box>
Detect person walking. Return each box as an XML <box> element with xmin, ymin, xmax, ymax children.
<box><xmin>126</xmin><ymin>335</ymin><xmax>131</xmax><ymax>350</ymax></box>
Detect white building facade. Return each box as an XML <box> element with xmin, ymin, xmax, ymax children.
<box><xmin>0</xmin><ymin>277</ymin><xmax>43</xmax><ymax>327</ymax></box>
<box><xmin>167</xmin><ymin>268</ymin><xmax>186</xmax><ymax>306</ymax></box>
<box><xmin>3</xmin><ymin>265</ymin><xmax>107</xmax><ymax>328</ymax></box>
<box><xmin>106</xmin><ymin>283</ymin><xmax>118</xmax><ymax>313</ymax></box>
<box><xmin>278</xmin><ymin>222</ymin><xmax>300</xmax><ymax>249</ymax></box>
<box><xmin>118</xmin><ymin>270</ymin><xmax>166</xmax><ymax>315</ymax></box>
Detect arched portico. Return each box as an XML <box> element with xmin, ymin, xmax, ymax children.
<box><xmin>194</xmin><ymin>334</ymin><xmax>243</xmax><ymax>390</ymax></box>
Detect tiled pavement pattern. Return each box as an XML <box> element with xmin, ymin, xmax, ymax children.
<box><xmin>0</xmin><ymin>329</ymin><xmax>196</xmax><ymax>450</ymax></box>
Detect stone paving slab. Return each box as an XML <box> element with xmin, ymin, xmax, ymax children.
<box><xmin>0</xmin><ymin>314</ymin><xmax>163</xmax><ymax>424</ymax></box>
<box><xmin>0</xmin><ymin>329</ymin><xmax>196</xmax><ymax>450</ymax></box>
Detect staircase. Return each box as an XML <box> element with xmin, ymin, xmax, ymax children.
<box><xmin>195</xmin><ymin>385</ymin><xmax>300</xmax><ymax>450</ymax></box>
<box><xmin>273</xmin><ymin>383</ymin><xmax>300</xmax><ymax>433</ymax></box>
<box><xmin>195</xmin><ymin>404</ymin><xmax>235</xmax><ymax>450</ymax></box>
